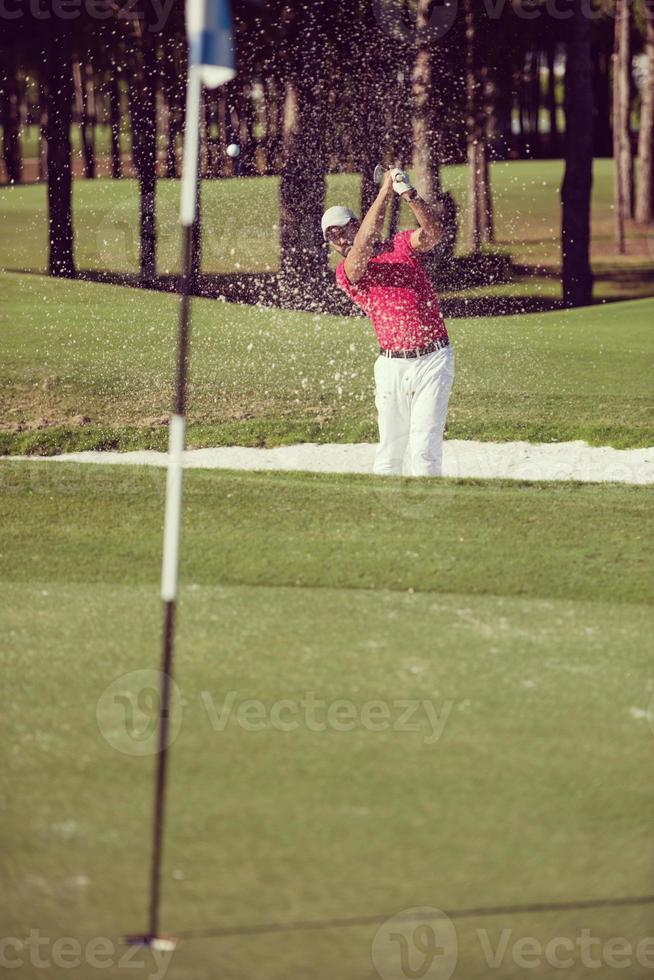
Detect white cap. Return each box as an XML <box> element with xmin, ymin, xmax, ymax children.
<box><xmin>321</xmin><ymin>206</ymin><xmax>357</xmax><ymax>241</ymax></box>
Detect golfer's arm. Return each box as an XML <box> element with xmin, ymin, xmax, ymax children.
<box><xmin>408</xmin><ymin>197</ymin><xmax>442</xmax><ymax>252</ymax></box>
<box><xmin>344</xmin><ymin>191</ymin><xmax>391</xmax><ymax>283</ymax></box>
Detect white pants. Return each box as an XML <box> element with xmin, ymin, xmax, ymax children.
<box><xmin>373</xmin><ymin>345</ymin><xmax>455</xmax><ymax>477</ymax></box>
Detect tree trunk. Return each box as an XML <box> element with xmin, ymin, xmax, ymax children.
<box><xmin>410</xmin><ymin>1</ymin><xmax>459</xmax><ymax>267</ymax></box>
<box><xmin>236</xmin><ymin>81</ymin><xmax>256</xmax><ymax>176</ymax></box>
<box><xmin>204</xmin><ymin>90</ymin><xmax>221</xmax><ymax>179</ymax></box>
<box><xmin>38</xmin><ymin>75</ymin><xmax>48</xmax><ymax>182</ymax></box>
<box><xmin>263</xmin><ymin>76</ymin><xmax>282</xmax><ymax>175</ymax></box>
<box><xmin>494</xmin><ymin>54</ymin><xmax>513</xmax><ymax>160</ymax></box>
<box><xmin>217</xmin><ymin>86</ymin><xmax>229</xmax><ymax>176</ymax></box>
<box><xmin>613</xmin><ymin>0</ymin><xmax>633</xmax><ymax>252</ymax></box>
<box><xmin>592</xmin><ymin>43</ymin><xmax>612</xmax><ymax>157</ymax></box>
<box><xmin>127</xmin><ymin>23</ymin><xmax>157</xmax><ymax>282</ymax></box>
<box><xmin>635</xmin><ymin>2</ymin><xmax>654</xmax><ymax>224</ymax></box>
<box><xmin>108</xmin><ymin>67</ymin><xmax>122</xmax><ymax>179</ymax></box>
<box><xmin>279</xmin><ymin>74</ymin><xmax>327</xmax><ymax>299</ymax></box>
<box><xmin>1</xmin><ymin>52</ymin><xmax>22</xmax><ymax>184</ymax></box>
<box><xmin>561</xmin><ymin>0</ymin><xmax>594</xmax><ymax>308</ymax></box>
<box><xmin>225</xmin><ymin>78</ymin><xmax>242</xmax><ymax>175</ymax></box>
<box><xmin>81</xmin><ymin>63</ymin><xmax>96</xmax><ymax>179</ymax></box>
<box><xmin>162</xmin><ymin>90</ymin><xmax>175</xmax><ymax>179</ymax></box>
<box><xmin>45</xmin><ymin>19</ymin><xmax>75</xmax><ymax>277</ymax></box>
<box><xmin>279</xmin><ymin>6</ymin><xmax>330</xmax><ymax>304</ymax></box>
<box><xmin>356</xmin><ymin>1</ymin><xmax>387</xmax><ymax>215</ymax></box>
<box><xmin>546</xmin><ymin>43</ymin><xmax>559</xmax><ymax>157</ymax></box>
<box><xmin>160</xmin><ymin>39</ymin><xmax>182</xmax><ymax>179</ymax></box>
<box><xmin>466</xmin><ymin>0</ymin><xmax>493</xmax><ymax>251</ymax></box>
<box><xmin>524</xmin><ymin>49</ymin><xmax>541</xmax><ymax>154</ymax></box>
<box><xmin>412</xmin><ymin>0</ymin><xmax>442</xmax><ymax>202</ymax></box>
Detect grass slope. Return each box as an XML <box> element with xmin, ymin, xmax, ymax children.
<box><xmin>1</xmin><ymin>462</ymin><xmax>653</xmax><ymax>980</ymax></box>
<box><xmin>1</xmin><ymin>272</ymin><xmax>652</xmax><ymax>453</ymax></box>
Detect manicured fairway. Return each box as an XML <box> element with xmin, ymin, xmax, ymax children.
<box><xmin>1</xmin><ymin>161</ymin><xmax>652</xmax><ymax>302</ymax></box>
<box><xmin>1</xmin><ymin>273</ymin><xmax>653</xmax><ymax>454</ymax></box>
<box><xmin>1</xmin><ymin>462</ymin><xmax>653</xmax><ymax>980</ymax></box>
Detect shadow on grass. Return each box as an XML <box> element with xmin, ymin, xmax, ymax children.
<box><xmin>10</xmin><ymin>257</ymin><xmax>654</xmax><ymax>318</ymax></box>
<box><xmin>12</xmin><ymin>259</ymin><xmax>566</xmax><ymax>319</ymax></box>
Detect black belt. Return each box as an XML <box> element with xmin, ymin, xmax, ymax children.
<box><xmin>379</xmin><ymin>338</ymin><xmax>449</xmax><ymax>359</ymax></box>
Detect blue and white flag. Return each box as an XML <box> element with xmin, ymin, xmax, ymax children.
<box><xmin>186</xmin><ymin>0</ymin><xmax>236</xmax><ymax>88</ymax></box>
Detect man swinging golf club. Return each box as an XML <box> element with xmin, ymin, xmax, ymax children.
<box><xmin>322</xmin><ymin>167</ymin><xmax>454</xmax><ymax>477</ymax></box>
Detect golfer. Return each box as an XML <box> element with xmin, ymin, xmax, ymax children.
<box><xmin>322</xmin><ymin>168</ymin><xmax>454</xmax><ymax>477</ymax></box>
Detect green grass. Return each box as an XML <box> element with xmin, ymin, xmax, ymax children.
<box><xmin>1</xmin><ymin>160</ymin><xmax>653</xmax><ymax>302</ymax></box>
<box><xmin>1</xmin><ymin>271</ymin><xmax>653</xmax><ymax>453</ymax></box>
<box><xmin>1</xmin><ymin>462</ymin><xmax>653</xmax><ymax>979</ymax></box>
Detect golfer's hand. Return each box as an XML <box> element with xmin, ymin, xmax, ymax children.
<box><xmin>391</xmin><ymin>168</ymin><xmax>413</xmax><ymax>196</ymax></box>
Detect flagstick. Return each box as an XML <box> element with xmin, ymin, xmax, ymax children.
<box><xmin>125</xmin><ymin>64</ymin><xmax>202</xmax><ymax>952</ymax></box>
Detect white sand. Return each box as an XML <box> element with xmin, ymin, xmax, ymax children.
<box><xmin>9</xmin><ymin>440</ymin><xmax>654</xmax><ymax>484</ymax></box>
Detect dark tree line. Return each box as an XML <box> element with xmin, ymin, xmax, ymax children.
<box><xmin>1</xmin><ymin>0</ymin><xmax>653</xmax><ymax>309</ymax></box>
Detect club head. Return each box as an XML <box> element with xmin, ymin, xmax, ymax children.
<box><xmin>373</xmin><ymin>164</ymin><xmax>386</xmax><ymax>185</ymax></box>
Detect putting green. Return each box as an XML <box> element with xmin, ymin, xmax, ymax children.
<box><xmin>1</xmin><ymin>462</ymin><xmax>653</xmax><ymax>979</ymax></box>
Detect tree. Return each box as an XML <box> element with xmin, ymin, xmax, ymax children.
<box><xmin>412</xmin><ymin>0</ymin><xmax>444</xmax><ymax>202</ymax></box>
<box><xmin>73</xmin><ymin>61</ymin><xmax>96</xmax><ymax>179</ymax></box>
<box><xmin>561</xmin><ymin>0</ymin><xmax>594</xmax><ymax>308</ymax></box>
<box><xmin>546</xmin><ymin>41</ymin><xmax>560</xmax><ymax>158</ymax></box>
<box><xmin>408</xmin><ymin>0</ymin><xmax>460</xmax><ymax>265</ymax></box>
<box><xmin>38</xmin><ymin>74</ymin><xmax>48</xmax><ymax>182</ymax></box>
<box><xmin>592</xmin><ymin>27</ymin><xmax>613</xmax><ymax>157</ymax></box>
<box><xmin>635</xmin><ymin>0</ymin><xmax>654</xmax><ymax>223</ymax></box>
<box><xmin>465</xmin><ymin>0</ymin><xmax>494</xmax><ymax>251</ymax></box>
<box><xmin>612</xmin><ymin>0</ymin><xmax>633</xmax><ymax>252</ymax></box>
<box><xmin>160</xmin><ymin>34</ymin><xmax>185</xmax><ymax>180</ymax></box>
<box><xmin>278</xmin><ymin>1</ymin><xmax>331</xmax><ymax>303</ymax></box>
<box><xmin>351</xmin><ymin>0</ymin><xmax>388</xmax><ymax>216</ymax></box>
<box><xmin>124</xmin><ymin>10</ymin><xmax>158</xmax><ymax>283</ymax></box>
<box><xmin>108</xmin><ymin>62</ymin><xmax>123</xmax><ymax>180</ymax></box>
<box><xmin>44</xmin><ymin>15</ymin><xmax>75</xmax><ymax>278</ymax></box>
<box><xmin>1</xmin><ymin>47</ymin><xmax>22</xmax><ymax>185</ymax></box>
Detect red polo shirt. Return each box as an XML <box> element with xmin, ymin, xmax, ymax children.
<box><xmin>335</xmin><ymin>230</ymin><xmax>448</xmax><ymax>351</ymax></box>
